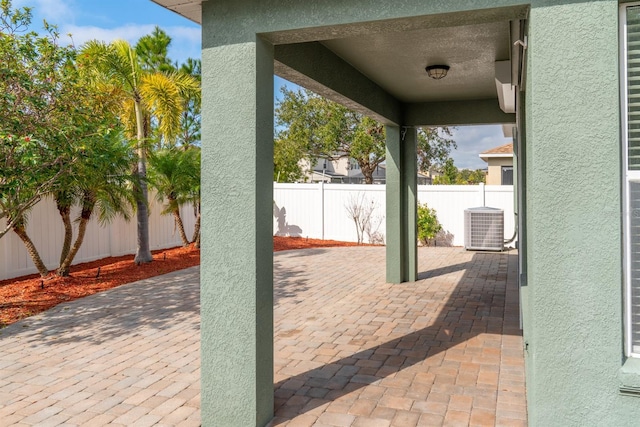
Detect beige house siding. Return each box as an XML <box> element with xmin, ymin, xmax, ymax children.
<box><xmin>486</xmin><ymin>157</ymin><xmax>514</xmax><ymax>185</ymax></box>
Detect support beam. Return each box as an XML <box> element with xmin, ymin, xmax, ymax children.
<box><xmin>386</xmin><ymin>125</ymin><xmax>418</xmax><ymax>283</ymax></box>
<box><xmin>275</xmin><ymin>42</ymin><xmax>402</xmax><ymax>125</ymax></box>
<box><xmin>403</xmin><ymin>127</ymin><xmax>418</xmax><ymax>282</ymax></box>
<box><xmin>200</xmin><ymin>38</ymin><xmax>274</xmax><ymax>426</ymax></box>
<box><xmin>404</xmin><ymin>98</ymin><xmax>516</xmax><ymax>127</ymax></box>
<box><xmin>386</xmin><ymin>126</ymin><xmax>404</xmax><ymax>284</ymax></box>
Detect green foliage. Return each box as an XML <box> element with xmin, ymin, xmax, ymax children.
<box><xmin>148</xmin><ymin>147</ymin><xmax>200</xmax><ymax>245</ymax></box>
<box><xmin>0</xmin><ymin>0</ymin><xmax>112</xmax><ymax>240</ymax></box>
<box><xmin>0</xmin><ymin>0</ymin><xmax>203</xmax><ymax>268</ymax></box>
<box><xmin>417</xmin><ymin>203</ymin><xmax>442</xmax><ymax>246</ymax></box>
<box><xmin>275</xmin><ymin>87</ymin><xmax>456</xmax><ymax>183</ymax></box>
<box><xmin>177</xmin><ymin>58</ymin><xmax>201</xmax><ymax>148</ymax></box>
<box><xmin>275</xmin><ymin>88</ymin><xmax>388</xmax><ymax>183</ymax></box>
<box><xmin>417</xmin><ymin>128</ymin><xmax>457</xmax><ymax>172</ymax></box>
<box><xmin>148</xmin><ymin>148</ymin><xmax>200</xmax><ymax>212</ymax></box>
<box><xmin>274</xmin><ymin>136</ymin><xmax>307</xmax><ymax>182</ymax></box>
<box><xmin>135</xmin><ymin>26</ymin><xmax>173</xmax><ymax>73</ymax></box>
<box><xmin>433</xmin><ymin>158</ymin><xmax>486</xmax><ymax>185</ymax></box>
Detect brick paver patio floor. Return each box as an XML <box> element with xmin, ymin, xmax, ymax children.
<box><xmin>0</xmin><ymin>246</ymin><xmax>525</xmax><ymax>426</ymax></box>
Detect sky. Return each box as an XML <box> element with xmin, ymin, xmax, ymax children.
<box><xmin>13</xmin><ymin>0</ymin><xmax>201</xmax><ymax>64</ymax></box>
<box><xmin>14</xmin><ymin>0</ymin><xmax>510</xmax><ymax>170</ymax></box>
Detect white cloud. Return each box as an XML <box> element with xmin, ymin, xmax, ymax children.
<box><xmin>14</xmin><ymin>0</ymin><xmax>76</xmax><ymax>24</ymax></box>
<box><xmin>62</xmin><ymin>24</ymin><xmax>201</xmax><ymax>63</ymax></box>
<box><xmin>449</xmin><ymin>125</ymin><xmax>512</xmax><ymax>170</ymax></box>
<box><xmin>63</xmin><ymin>24</ymin><xmax>155</xmax><ymax>46</ymax></box>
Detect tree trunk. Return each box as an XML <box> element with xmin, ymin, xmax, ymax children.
<box><xmin>12</xmin><ymin>219</ymin><xmax>48</xmax><ymax>277</ymax></box>
<box><xmin>134</xmin><ymin>99</ymin><xmax>153</xmax><ymax>264</ymax></box>
<box><xmin>192</xmin><ymin>211</ymin><xmax>201</xmax><ymax>248</ymax></box>
<box><xmin>56</xmin><ymin>200</ymin><xmax>73</xmax><ymax>266</ymax></box>
<box><xmin>171</xmin><ymin>199</ymin><xmax>189</xmax><ymax>246</ymax></box>
<box><xmin>358</xmin><ymin>160</ymin><xmax>374</xmax><ymax>184</ymax></box>
<box><xmin>194</xmin><ymin>220</ymin><xmax>201</xmax><ymax>248</ymax></box>
<box><xmin>362</xmin><ymin>166</ymin><xmax>374</xmax><ymax>184</ymax></box>
<box><xmin>58</xmin><ymin>196</ymin><xmax>95</xmax><ymax>277</ymax></box>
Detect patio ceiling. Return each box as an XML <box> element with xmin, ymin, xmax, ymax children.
<box><xmin>152</xmin><ymin>0</ymin><xmax>522</xmax><ymax>123</ymax></box>
<box><xmin>320</xmin><ymin>21</ymin><xmax>510</xmax><ymax>103</ymax></box>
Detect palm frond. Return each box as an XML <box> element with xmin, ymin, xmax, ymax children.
<box><xmin>140</xmin><ymin>73</ymin><xmax>183</xmax><ymax>145</ymax></box>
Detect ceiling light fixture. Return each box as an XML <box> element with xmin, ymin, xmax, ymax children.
<box><xmin>425</xmin><ymin>65</ymin><xmax>450</xmax><ymax>80</ymax></box>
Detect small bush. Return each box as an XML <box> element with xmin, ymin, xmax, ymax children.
<box><xmin>417</xmin><ymin>203</ymin><xmax>442</xmax><ymax>246</ymax></box>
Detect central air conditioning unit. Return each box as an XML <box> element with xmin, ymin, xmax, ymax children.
<box><xmin>464</xmin><ymin>207</ymin><xmax>504</xmax><ymax>251</ymax></box>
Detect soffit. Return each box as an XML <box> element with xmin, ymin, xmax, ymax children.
<box><xmin>150</xmin><ymin>0</ymin><xmax>203</xmax><ymax>24</ymax></box>
<box><xmin>321</xmin><ymin>21</ymin><xmax>510</xmax><ymax>103</ymax></box>
<box><xmin>150</xmin><ymin>1</ymin><xmax>514</xmax><ymax>106</ymax></box>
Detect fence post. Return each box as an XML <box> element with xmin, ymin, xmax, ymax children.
<box><xmin>319</xmin><ymin>181</ymin><xmax>325</xmax><ymax>240</ymax></box>
<box><xmin>479</xmin><ymin>182</ymin><xmax>486</xmax><ymax>207</ymax></box>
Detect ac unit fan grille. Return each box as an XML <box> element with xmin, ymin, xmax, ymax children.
<box><xmin>464</xmin><ymin>208</ymin><xmax>504</xmax><ymax>251</ymax></box>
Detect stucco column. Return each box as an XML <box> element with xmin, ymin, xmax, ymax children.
<box><xmin>386</xmin><ymin>125</ymin><xmax>417</xmax><ymax>283</ymax></box>
<box><xmin>386</xmin><ymin>125</ymin><xmax>404</xmax><ymax>283</ymax></box>
<box><xmin>402</xmin><ymin>127</ymin><xmax>418</xmax><ymax>282</ymax></box>
<box><xmin>200</xmin><ymin>37</ymin><xmax>274</xmax><ymax>426</ymax></box>
<box><xmin>522</xmin><ymin>2</ymin><xmax>628</xmax><ymax>425</ymax></box>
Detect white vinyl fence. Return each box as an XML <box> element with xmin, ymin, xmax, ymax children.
<box><xmin>0</xmin><ymin>194</ymin><xmax>197</xmax><ymax>281</ymax></box>
<box><xmin>274</xmin><ymin>182</ymin><xmax>516</xmax><ymax>247</ymax></box>
<box><xmin>2</xmin><ymin>183</ymin><xmax>514</xmax><ymax>281</ymax></box>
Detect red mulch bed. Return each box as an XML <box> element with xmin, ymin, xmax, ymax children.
<box><xmin>0</xmin><ymin>236</ymin><xmax>363</xmax><ymax>327</ymax></box>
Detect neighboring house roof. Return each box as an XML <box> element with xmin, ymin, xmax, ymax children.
<box><xmin>479</xmin><ymin>142</ymin><xmax>513</xmax><ymax>161</ymax></box>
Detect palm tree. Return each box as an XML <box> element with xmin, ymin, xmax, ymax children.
<box><xmin>148</xmin><ymin>148</ymin><xmax>200</xmax><ymax>246</ymax></box>
<box><xmin>188</xmin><ymin>149</ymin><xmax>201</xmax><ymax>247</ymax></box>
<box><xmin>57</xmin><ymin>133</ymin><xmax>136</xmax><ymax>276</ymax></box>
<box><xmin>80</xmin><ymin>39</ymin><xmax>198</xmax><ymax>264</ymax></box>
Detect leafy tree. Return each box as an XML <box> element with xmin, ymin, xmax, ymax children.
<box><xmin>177</xmin><ymin>58</ymin><xmax>201</xmax><ymax>148</ymax></box>
<box><xmin>433</xmin><ymin>158</ymin><xmax>486</xmax><ymax>185</ymax></box>
<box><xmin>80</xmin><ymin>39</ymin><xmax>199</xmax><ymax>264</ymax></box>
<box><xmin>434</xmin><ymin>158</ymin><xmax>459</xmax><ymax>185</ymax></box>
<box><xmin>148</xmin><ymin>148</ymin><xmax>200</xmax><ymax>246</ymax></box>
<box><xmin>135</xmin><ymin>26</ymin><xmax>174</xmax><ymax>73</ymax></box>
<box><xmin>275</xmin><ymin>87</ymin><xmax>456</xmax><ymax>183</ymax></box>
<box><xmin>417</xmin><ymin>128</ymin><xmax>457</xmax><ymax>173</ymax></box>
<box><xmin>457</xmin><ymin>168</ymin><xmax>486</xmax><ymax>185</ymax></box>
<box><xmin>0</xmin><ymin>1</ymin><xmax>108</xmax><ymax>275</ymax></box>
<box><xmin>274</xmin><ymin>136</ymin><xmax>307</xmax><ymax>183</ymax></box>
<box><xmin>417</xmin><ymin>203</ymin><xmax>442</xmax><ymax>246</ymax></box>
<box><xmin>275</xmin><ymin>88</ymin><xmax>385</xmax><ymax>184</ymax></box>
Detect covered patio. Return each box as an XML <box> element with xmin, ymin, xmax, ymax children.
<box><xmin>0</xmin><ymin>246</ymin><xmax>524</xmax><ymax>426</ymax></box>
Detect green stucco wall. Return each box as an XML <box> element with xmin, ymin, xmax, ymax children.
<box><xmin>198</xmin><ymin>0</ymin><xmax>639</xmax><ymax>425</ymax></box>
<box><xmin>522</xmin><ymin>1</ymin><xmax>640</xmax><ymax>425</ymax></box>
<box><xmin>200</xmin><ymin>35</ymin><xmax>274</xmax><ymax>426</ymax></box>
<box><xmin>385</xmin><ymin>126</ymin><xmax>418</xmax><ymax>284</ymax></box>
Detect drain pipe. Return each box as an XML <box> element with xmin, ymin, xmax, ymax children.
<box><xmin>505</xmin><ymin>213</ymin><xmax>518</xmax><ymax>244</ymax></box>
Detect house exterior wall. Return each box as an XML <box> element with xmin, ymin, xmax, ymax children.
<box><xmin>521</xmin><ymin>1</ymin><xmax>634</xmax><ymax>426</ymax></box>
<box><xmin>199</xmin><ymin>0</ymin><xmax>633</xmax><ymax>425</ymax></box>
<box><xmin>486</xmin><ymin>157</ymin><xmax>513</xmax><ymax>185</ymax></box>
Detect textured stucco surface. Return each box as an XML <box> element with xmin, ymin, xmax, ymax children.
<box><xmin>385</xmin><ymin>126</ymin><xmax>404</xmax><ymax>284</ymax></box>
<box><xmin>403</xmin><ymin>127</ymin><xmax>418</xmax><ymax>282</ymax></box>
<box><xmin>274</xmin><ymin>42</ymin><xmax>402</xmax><ymax>125</ymax></box>
<box><xmin>200</xmin><ymin>39</ymin><xmax>274</xmax><ymax>426</ymax></box>
<box><xmin>385</xmin><ymin>126</ymin><xmax>418</xmax><ymax>283</ymax></box>
<box><xmin>197</xmin><ymin>0</ymin><xmax>639</xmax><ymax>425</ymax></box>
<box><xmin>404</xmin><ymin>99</ymin><xmax>516</xmax><ymax>127</ymax></box>
<box><xmin>523</xmin><ymin>1</ymin><xmax>638</xmax><ymax>425</ymax></box>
